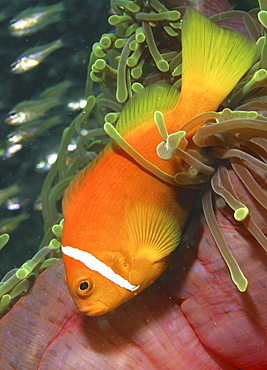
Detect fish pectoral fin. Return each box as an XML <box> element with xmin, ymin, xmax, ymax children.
<box><xmin>126</xmin><ymin>203</ymin><xmax>181</xmax><ymax>262</ymax></box>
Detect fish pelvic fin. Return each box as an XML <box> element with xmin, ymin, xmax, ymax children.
<box><xmin>178</xmin><ymin>8</ymin><xmax>256</xmax><ymax>109</ymax></box>
<box><xmin>116</xmin><ymin>83</ymin><xmax>179</xmax><ymax>137</ymax></box>
<box><xmin>126</xmin><ymin>203</ymin><xmax>181</xmax><ymax>262</ymax></box>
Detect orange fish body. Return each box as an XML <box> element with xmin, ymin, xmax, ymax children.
<box><xmin>62</xmin><ymin>9</ymin><xmax>255</xmax><ymax>316</ymax></box>
<box><xmin>62</xmin><ymin>123</ymin><xmax>194</xmax><ymax>315</ymax></box>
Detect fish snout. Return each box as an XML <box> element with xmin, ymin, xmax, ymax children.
<box><xmin>79</xmin><ymin>301</ymin><xmax>108</xmax><ymax>316</ymax></box>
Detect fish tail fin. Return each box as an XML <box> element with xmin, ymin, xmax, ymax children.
<box><xmin>176</xmin><ymin>8</ymin><xmax>256</xmax><ymax>111</ymax></box>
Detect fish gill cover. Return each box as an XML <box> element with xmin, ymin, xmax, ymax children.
<box><xmin>0</xmin><ymin>0</ymin><xmax>266</xmax><ymax>317</ymax></box>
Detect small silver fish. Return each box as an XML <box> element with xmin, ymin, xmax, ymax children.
<box><xmin>11</xmin><ymin>39</ymin><xmax>63</xmax><ymax>74</ymax></box>
<box><xmin>2</xmin><ymin>143</ymin><xmax>22</xmax><ymax>158</ymax></box>
<box><xmin>0</xmin><ymin>213</ymin><xmax>29</xmax><ymax>234</ymax></box>
<box><xmin>9</xmin><ymin>2</ymin><xmax>65</xmax><ymax>37</ymax></box>
<box><xmin>0</xmin><ymin>184</ymin><xmax>19</xmax><ymax>207</ymax></box>
<box><xmin>38</xmin><ymin>80</ymin><xmax>72</xmax><ymax>100</ymax></box>
<box><xmin>7</xmin><ymin>116</ymin><xmax>62</xmax><ymax>145</ymax></box>
<box><xmin>5</xmin><ymin>97</ymin><xmax>61</xmax><ymax>125</ymax></box>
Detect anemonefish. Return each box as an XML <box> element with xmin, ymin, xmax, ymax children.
<box><xmin>61</xmin><ymin>8</ymin><xmax>255</xmax><ymax>316</ymax></box>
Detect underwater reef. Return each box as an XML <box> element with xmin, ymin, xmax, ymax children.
<box><xmin>0</xmin><ymin>0</ymin><xmax>267</xmax><ymax>368</ymax></box>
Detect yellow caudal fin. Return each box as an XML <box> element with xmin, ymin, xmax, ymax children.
<box><xmin>126</xmin><ymin>203</ymin><xmax>181</xmax><ymax>262</ymax></box>
<box><xmin>179</xmin><ymin>8</ymin><xmax>256</xmax><ymax>109</ymax></box>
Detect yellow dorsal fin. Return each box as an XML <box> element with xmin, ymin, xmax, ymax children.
<box><xmin>179</xmin><ymin>7</ymin><xmax>256</xmax><ymax>107</ymax></box>
<box><xmin>126</xmin><ymin>203</ymin><xmax>181</xmax><ymax>262</ymax></box>
<box><xmin>116</xmin><ymin>83</ymin><xmax>179</xmax><ymax>137</ymax></box>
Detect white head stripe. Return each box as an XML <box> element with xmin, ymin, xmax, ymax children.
<box><xmin>61</xmin><ymin>246</ymin><xmax>140</xmax><ymax>292</ymax></box>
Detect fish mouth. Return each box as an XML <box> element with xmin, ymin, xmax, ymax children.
<box><xmin>79</xmin><ymin>302</ymin><xmax>108</xmax><ymax>316</ymax></box>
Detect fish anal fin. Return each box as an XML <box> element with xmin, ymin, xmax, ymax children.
<box><xmin>126</xmin><ymin>203</ymin><xmax>181</xmax><ymax>263</ymax></box>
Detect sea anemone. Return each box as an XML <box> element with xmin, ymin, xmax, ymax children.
<box><xmin>0</xmin><ymin>0</ymin><xmax>266</xmax><ymax>320</ymax></box>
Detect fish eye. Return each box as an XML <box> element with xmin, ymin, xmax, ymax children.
<box><xmin>74</xmin><ymin>276</ymin><xmax>94</xmax><ymax>296</ymax></box>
